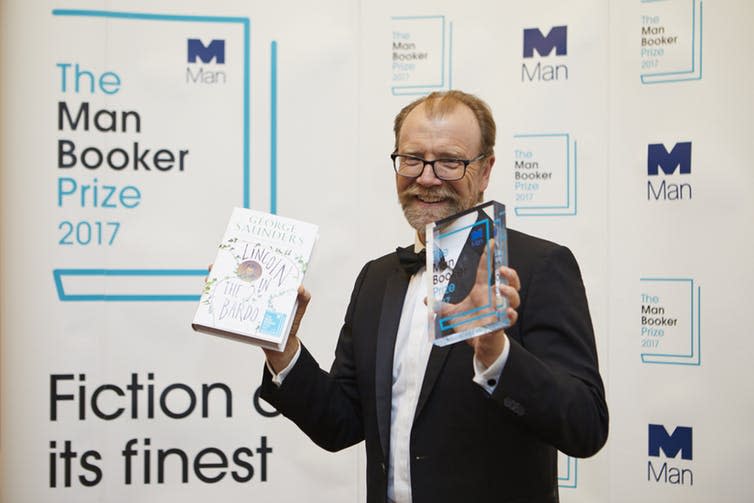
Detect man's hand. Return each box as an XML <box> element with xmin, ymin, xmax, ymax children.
<box><xmin>263</xmin><ymin>285</ymin><xmax>311</xmax><ymax>373</ymax></box>
<box><xmin>437</xmin><ymin>241</ymin><xmax>521</xmax><ymax>368</ymax></box>
<box><xmin>206</xmin><ymin>263</ymin><xmax>311</xmax><ymax>374</ymax></box>
<box><xmin>467</xmin><ymin>265</ymin><xmax>520</xmax><ymax>367</ymax></box>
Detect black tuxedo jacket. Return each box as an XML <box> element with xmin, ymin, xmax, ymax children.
<box><xmin>261</xmin><ymin>229</ymin><xmax>608</xmax><ymax>503</ymax></box>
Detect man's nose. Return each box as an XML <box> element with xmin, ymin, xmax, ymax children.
<box><xmin>415</xmin><ymin>161</ymin><xmax>443</xmax><ymax>186</ymax></box>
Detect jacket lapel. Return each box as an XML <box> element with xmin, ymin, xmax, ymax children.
<box><xmin>374</xmin><ymin>263</ymin><xmax>409</xmax><ymax>461</ymax></box>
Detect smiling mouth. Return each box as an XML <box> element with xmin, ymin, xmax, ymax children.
<box><xmin>416</xmin><ymin>196</ymin><xmax>446</xmax><ymax>204</ymax></box>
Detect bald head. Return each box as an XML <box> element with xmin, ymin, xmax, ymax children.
<box><xmin>393</xmin><ymin>90</ymin><xmax>496</xmax><ymax>158</ymax></box>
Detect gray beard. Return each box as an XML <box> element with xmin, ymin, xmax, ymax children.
<box><xmin>401</xmin><ymin>199</ymin><xmax>462</xmax><ymax>233</ymax></box>
<box><xmin>398</xmin><ymin>186</ymin><xmax>481</xmax><ymax>239</ymax></box>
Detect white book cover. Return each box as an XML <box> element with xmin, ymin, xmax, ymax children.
<box><xmin>192</xmin><ymin>207</ymin><xmax>318</xmax><ymax>350</ymax></box>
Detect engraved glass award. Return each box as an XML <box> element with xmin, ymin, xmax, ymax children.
<box><xmin>425</xmin><ymin>200</ymin><xmax>509</xmax><ymax>346</ymax></box>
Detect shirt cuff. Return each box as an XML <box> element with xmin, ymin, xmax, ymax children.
<box><xmin>266</xmin><ymin>343</ymin><xmax>302</xmax><ymax>387</ymax></box>
<box><xmin>472</xmin><ymin>333</ymin><xmax>510</xmax><ymax>394</ymax></box>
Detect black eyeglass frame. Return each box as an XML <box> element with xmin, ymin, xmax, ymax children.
<box><xmin>390</xmin><ymin>152</ymin><xmax>488</xmax><ymax>181</ymax></box>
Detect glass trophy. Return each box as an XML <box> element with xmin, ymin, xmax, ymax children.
<box><xmin>425</xmin><ymin>200</ymin><xmax>509</xmax><ymax>346</ymax></box>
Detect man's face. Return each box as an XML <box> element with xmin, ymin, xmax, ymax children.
<box><xmin>396</xmin><ymin>102</ymin><xmax>494</xmax><ymax>237</ymax></box>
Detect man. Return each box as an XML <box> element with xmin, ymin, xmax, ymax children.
<box><xmin>260</xmin><ymin>90</ymin><xmax>608</xmax><ymax>503</ymax></box>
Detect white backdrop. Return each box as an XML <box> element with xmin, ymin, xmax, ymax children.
<box><xmin>1</xmin><ymin>0</ymin><xmax>752</xmax><ymax>502</ymax></box>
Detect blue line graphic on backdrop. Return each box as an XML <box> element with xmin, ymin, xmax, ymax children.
<box><xmin>51</xmin><ymin>9</ymin><xmax>262</xmax><ymax>302</ymax></box>
<box><xmin>270</xmin><ymin>40</ymin><xmax>278</xmax><ymax>214</ymax></box>
<box><xmin>640</xmin><ymin>0</ymin><xmax>703</xmax><ymax>84</ymax></box>
<box><xmin>558</xmin><ymin>455</ymin><xmax>578</xmax><ymax>488</ymax></box>
<box><xmin>512</xmin><ymin>133</ymin><xmax>577</xmax><ymax>217</ymax></box>
<box><xmin>53</xmin><ymin>269</ymin><xmax>207</xmax><ymax>301</ymax></box>
<box><xmin>448</xmin><ymin>22</ymin><xmax>453</xmax><ymax>89</ymax></box>
<box><xmin>640</xmin><ymin>278</ymin><xmax>701</xmax><ymax>365</ymax></box>
<box><xmin>391</xmin><ymin>16</ymin><xmax>453</xmax><ymax>95</ymax></box>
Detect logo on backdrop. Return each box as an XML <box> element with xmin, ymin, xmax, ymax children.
<box><xmin>640</xmin><ymin>0</ymin><xmax>703</xmax><ymax>84</ymax></box>
<box><xmin>55</xmin><ymin>60</ymin><xmax>189</xmax><ymax>240</ymax></box>
<box><xmin>188</xmin><ymin>39</ymin><xmax>225</xmax><ymax>63</ymax></box>
<box><xmin>187</xmin><ymin>38</ymin><xmax>227</xmax><ymax>84</ymax></box>
<box><xmin>646</xmin><ymin>141</ymin><xmax>693</xmax><ymax>201</ymax></box>
<box><xmin>510</xmin><ymin>133</ymin><xmax>577</xmax><ymax>217</ymax></box>
<box><xmin>647</xmin><ymin>424</ymin><xmax>694</xmax><ymax>486</ymax></box>
<box><xmin>391</xmin><ymin>15</ymin><xmax>453</xmax><ymax>95</ymax></box>
<box><xmin>639</xmin><ymin>277</ymin><xmax>701</xmax><ymax>366</ymax></box>
<box><xmin>52</xmin><ymin>9</ymin><xmax>252</xmax><ymax>302</ymax></box>
<box><xmin>521</xmin><ymin>25</ymin><xmax>568</xmax><ymax>82</ymax></box>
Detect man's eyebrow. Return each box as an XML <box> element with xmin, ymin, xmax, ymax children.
<box><xmin>434</xmin><ymin>149</ymin><xmax>468</xmax><ymax>158</ymax></box>
<box><xmin>398</xmin><ymin>145</ymin><xmax>468</xmax><ymax>158</ymax></box>
<box><xmin>397</xmin><ymin>148</ymin><xmax>424</xmax><ymax>156</ymax></box>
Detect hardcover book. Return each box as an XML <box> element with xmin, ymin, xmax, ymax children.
<box><xmin>192</xmin><ymin>207</ymin><xmax>318</xmax><ymax>351</ymax></box>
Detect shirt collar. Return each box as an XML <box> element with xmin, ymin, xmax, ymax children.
<box><xmin>413</xmin><ymin>233</ymin><xmax>425</xmax><ymax>253</ymax></box>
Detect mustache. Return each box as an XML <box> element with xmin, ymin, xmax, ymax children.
<box><xmin>400</xmin><ymin>185</ymin><xmax>459</xmax><ymax>201</ymax></box>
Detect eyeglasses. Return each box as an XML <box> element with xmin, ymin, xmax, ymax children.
<box><xmin>391</xmin><ymin>152</ymin><xmax>487</xmax><ymax>181</ymax></box>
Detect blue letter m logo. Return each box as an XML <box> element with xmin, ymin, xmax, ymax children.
<box><xmin>648</xmin><ymin>424</ymin><xmax>693</xmax><ymax>460</ymax></box>
<box><xmin>647</xmin><ymin>142</ymin><xmax>692</xmax><ymax>175</ymax></box>
<box><xmin>187</xmin><ymin>39</ymin><xmax>225</xmax><ymax>64</ymax></box>
<box><xmin>523</xmin><ymin>26</ymin><xmax>567</xmax><ymax>58</ymax></box>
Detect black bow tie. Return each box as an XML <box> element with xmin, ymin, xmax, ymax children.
<box><xmin>396</xmin><ymin>246</ymin><xmax>426</xmax><ymax>276</ymax></box>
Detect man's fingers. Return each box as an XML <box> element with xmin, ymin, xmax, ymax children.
<box><xmin>475</xmin><ymin>239</ymin><xmax>495</xmax><ymax>284</ymax></box>
<box><xmin>435</xmin><ymin>299</ymin><xmax>458</xmax><ymax>317</ymax></box>
<box><xmin>297</xmin><ymin>284</ymin><xmax>310</xmax><ymax>298</ymax></box>
<box><xmin>288</xmin><ymin>285</ymin><xmax>311</xmax><ymax>339</ymax></box>
<box><xmin>499</xmin><ymin>266</ymin><xmax>521</xmax><ymax>291</ymax></box>
<box><xmin>499</xmin><ymin>283</ymin><xmax>521</xmax><ymax>310</ymax></box>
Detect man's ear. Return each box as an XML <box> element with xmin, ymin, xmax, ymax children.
<box><xmin>479</xmin><ymin>155</ymin><xmax>495</xmax><ymax>191</ymax></box>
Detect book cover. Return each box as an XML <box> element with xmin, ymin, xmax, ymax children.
<box><xmin>192</xmin><ymin>208</ymin><xmax>318</xmax><ymax>350</ymax></box>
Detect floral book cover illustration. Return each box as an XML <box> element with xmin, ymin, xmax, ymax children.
<box><xmin>192</xmin><ymin>207</ymin><xmax>318</xmax><ymax>350</ymax></box>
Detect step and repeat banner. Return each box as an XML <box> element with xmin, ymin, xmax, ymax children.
<box><xmin>1</xmin><ymin>0</ymin><xmax>752</xmax><ymax>502</ymax></box>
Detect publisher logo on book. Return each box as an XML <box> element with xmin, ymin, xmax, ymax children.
<box><xmin>186</xmin><ymin>38</ymin><xmax>227</xmax><ymax>85</ymax></box>
<box><xmin>521</xmin><ymin>25</ymin><xmax>568</xmax><ymax>83</ymax></box>
<box><xmin>647</xmin><ymin>424</ymin><xmax>694</xmax><ymax>486</ymax></box>
<box><xmin>646</xmin><ymin>141</ymin><xmax>693</xmax><ymax>202</ymax></box>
